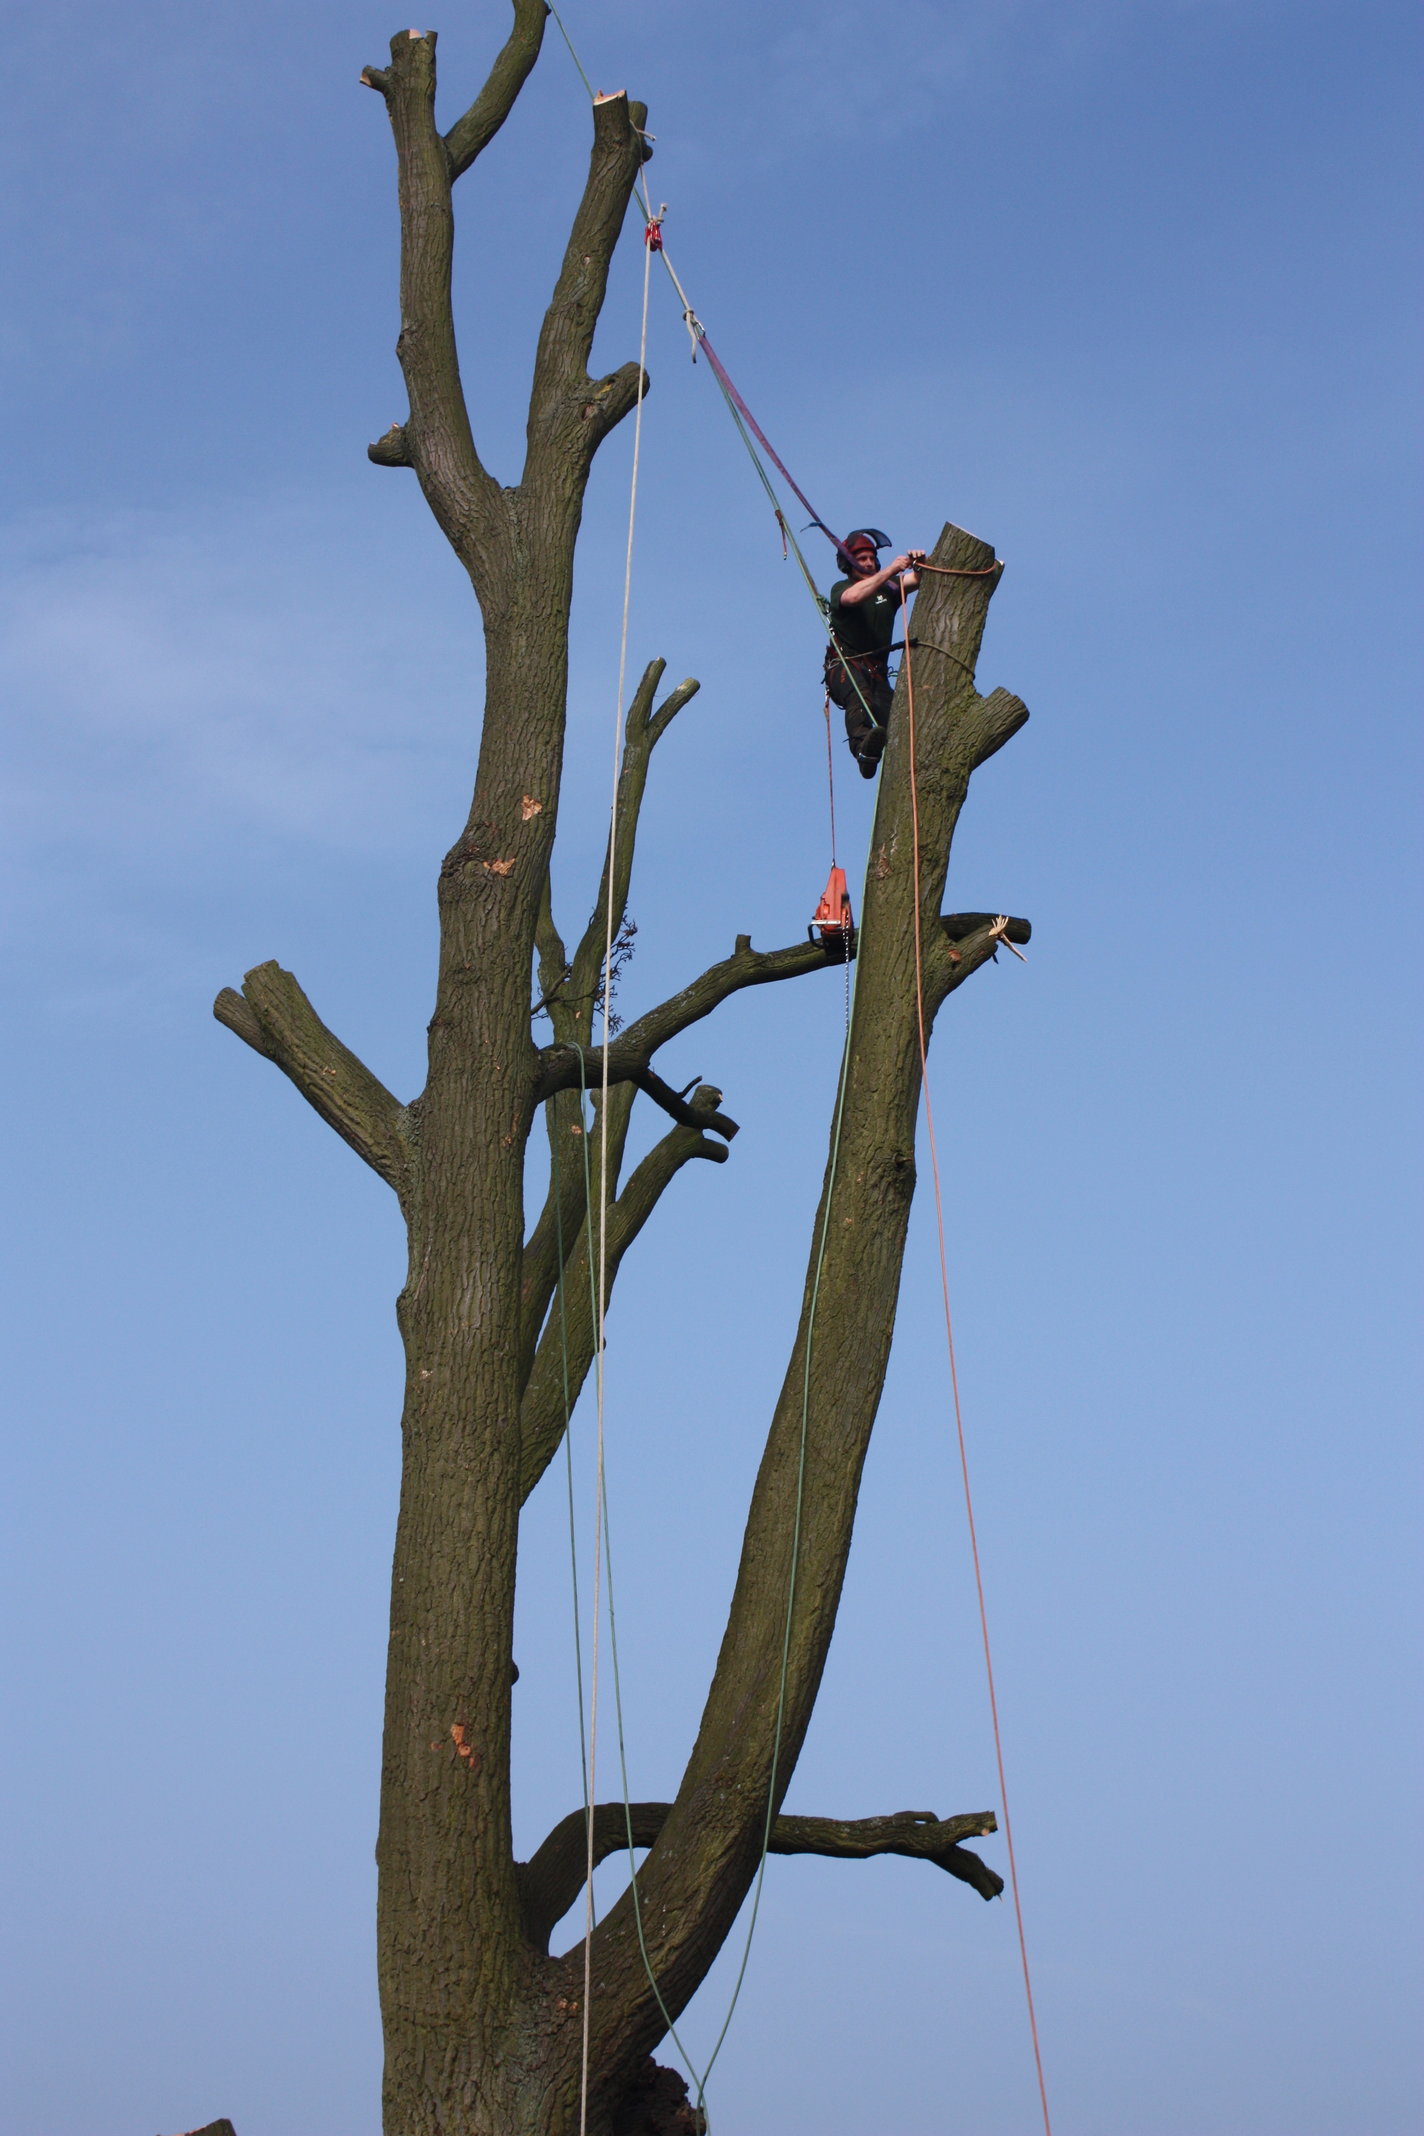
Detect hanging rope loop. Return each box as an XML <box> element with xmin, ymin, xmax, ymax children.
<box><xmin>914</xmin><ymin>556</ymin><xmax>1006</xmax><ymax>578</ymax></box>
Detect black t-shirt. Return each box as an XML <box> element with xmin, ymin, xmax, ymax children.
<box><xmin>828</xmin><ymin>576</ymin><xmax>902</xmax><ymax>660</ymax></box>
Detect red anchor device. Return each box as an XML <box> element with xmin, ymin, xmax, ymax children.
<box><xmin>809</xmin><ymin>865</ymin><xmax>855</xmax><ymax>962</ymax></box>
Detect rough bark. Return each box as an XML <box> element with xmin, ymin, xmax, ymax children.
<box><xmin>216</xmin><ymin>17</ymin><xmax>1033</xmax><ymax>2136</ymax></box>
<box><xmin>562</xmin><ymin>528</ymin><xmax>1021</xmax><ymax>2119</ymax></box>
<box><xmin>518</xmin><ymin>1806</ymin><xmax>1003</xmax><ymax>1950</ymax></box>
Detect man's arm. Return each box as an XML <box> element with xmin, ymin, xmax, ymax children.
<box><xmin>837</xmin><ymin>548</ymin><xmax>927</xmax><ymax>606</ymax></box>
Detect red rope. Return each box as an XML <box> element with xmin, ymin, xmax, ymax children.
<box><xmin>693</xmin><ymin>331</ymin><xmax>843</xmax><ymax>553</ymax></box>
<box><xmin>902</xmin><ymin>617</ymin><xmax>1054</xmax><ymax>2136</ymax></box>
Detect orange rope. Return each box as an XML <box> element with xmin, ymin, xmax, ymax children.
<box><xmin>913</xmin><ymin>558</ymin><xmax>1005</xmax><ymax>578</ymax></box>
<box><xmin>901</xmin><ymin>613</ymin><xmax>1053</xmax><ymax>2136</ymax></box>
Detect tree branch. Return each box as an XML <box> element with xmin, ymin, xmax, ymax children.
<box><xmin>519</xmin><ymin>1803</ymin><xmax>1001</xmax><ymax>1949</ymax></box>
<box><xmin>535</xmin><ymin>867</ymin><xmax>572</xmax><ymax>1031</ymax></box>
<box><xmin>629</xmin><ymin>1066</ymin><xmax>738</xmax><ymax>1142</ymax></box>
<box><xmin>956</xmin><ymin>684</ymin><xmax>1030</xmax><ymax>770</ymax></box>
<box><xmin>213</xmin><ymin>963</ymin><xmax>410</xmax><ymax>1199</ymax></box>
<box><xmin>518</xmin><ymin>1081</ymin><xmax>636</xmax><ymax>1384</ymax></box>
<box><xmin>518</xmin><ymin>1089</ymin><xmax>729</xmax><ymax>1501</ymax></box>
<box><xmin>564</xmin><ymin>661</ymin><xmax>700</xmax><ymax>1038</ymax></box>
<box><xmin>565</xmin><ymin>524</ymin><xmax>1028</xmax><ymax>2067</ymax></box>
<box><xmin>367</xmin><ymin>422</ymin><xmax>411</xmax><ymax>468</ymax></box>
<box><xmin>519</xmin><ymin>661</ymin><xmax>703</xmax><ymax>1372</ymax></box>
<box><xmin>523</xmin><ymin>91</ymin><xmax>654</xmax><ymax>490</ymax></box>
<box><xmin>442</xmin><ymin>0</ymin><xmax>547</xmax><ymax>181</ymax></box>
<box><xmin>943</xmin><ymin>913</ymin><xmax>1031</xmax><ymax>944</ymax></box>
<box><xmin>371</xmin><ymin>31</ymin><xmax>504</xmax><ymax>559</ymax></box>
<box><xmin>925</xmin><ymin>913</ymin><xmax>1032</xmax><ymax>1017</ymax></box>
<box><xmin>533</xmin><ymin>935</ymin><xmax>845</xmax><ymax>1102</ymax></box>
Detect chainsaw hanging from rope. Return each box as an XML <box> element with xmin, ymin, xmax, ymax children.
<box><xmin>809</xmin><ymin>866</ymin><xmax>855</xmax><ymax>962</ymax></box>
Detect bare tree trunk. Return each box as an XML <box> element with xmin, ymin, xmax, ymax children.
<box><xmin>215</xmin><ymin>16</ymin><xmax>1032</xmax><ymax>2134</ymax></box>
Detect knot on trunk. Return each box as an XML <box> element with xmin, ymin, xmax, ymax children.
<box><xmin>612</xmin><ymin>2059</ymin><xmax>705</xmax><ymax>2136</ymax></box>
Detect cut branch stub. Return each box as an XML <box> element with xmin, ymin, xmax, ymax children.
<box><xmin>214</xmin><ymin>963</ymin><xmax>410</xmax><ymax>1200</ymax></box>
<box><xmin>368</xmin><ymin>422</ymin><xmax>412</xmax><ymax>467</ymax></box>
<box><xmin>942</xmin><ymin>913</ymin><xmax>1031</xmax><ymax>944</ymax></box>
<box><xmin>629</xmin><ymin>1064</ymin><xmax>738</xmax><ymax>1142</ymax></box>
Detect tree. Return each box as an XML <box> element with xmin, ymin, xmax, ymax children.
<box><xmin>213</xmin><ymin>13</ymin><xmax>1031</xmax><ymax>2135</ymax></box>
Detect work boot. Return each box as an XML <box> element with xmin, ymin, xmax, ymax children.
<box><xmin>854</xmin><ymin>725</ymin><xmax>885</xmax><ymax>777</ymax></box>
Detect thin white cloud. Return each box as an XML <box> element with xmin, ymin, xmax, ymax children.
<box><xmin>0</xmin><ymin>492</ymin><xmax>478</xmax><ymax>889</ymax></box>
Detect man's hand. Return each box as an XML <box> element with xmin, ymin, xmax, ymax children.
<box><xmin>839</xmin><ymin>547</ymin><xmax>926</xmax><ymax>606</ymax></box>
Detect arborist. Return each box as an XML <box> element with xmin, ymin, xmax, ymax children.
<box><xmin>824</xmin><ymin>529</ymin><xmax>926</xmax><ymax>778</ymax></box>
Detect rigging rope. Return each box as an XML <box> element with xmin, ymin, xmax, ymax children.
<box><xmin>578</xmin><ymin>188</ymin><xmax>656</xmax><ymax>2136</ymax></box>
<box><xmin>553</xmin><ymin>1112</ymin><xmax>591</xmax><ymax>1847</ymax></box>
<box><xmin>542</xmin><ymin>16</ymin><xmax>1048</xmax><ymax>2129</ymax></box>
<box><xmin>901</xmin><ymin>623</ymin><xmax>1054</xmax><ymax>2136</ymax></box>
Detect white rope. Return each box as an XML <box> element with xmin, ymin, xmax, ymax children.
<box><xmin>579</xmin><ymin>213</ymin><xmax>655</xmax><ymax>2136</ymax></box>
<box><xmin>988</xmin><ymin>914</ymin><xmax>1028</xmax><ymax>962</ymax></box>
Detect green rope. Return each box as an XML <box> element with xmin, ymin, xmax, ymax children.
<box><xmin>561</xmin><ymin>914</ymin><xmax>864</xmax><ymax>2117</ymax></box>
<box><xmin>556</xmin><ymin>1050</ymin><xmax>699</xmax><ymax>2055</ymax></box>
<box><xmin>546</xmin><ymin>2</ymin><xmax>597</xmax><ymax>102</ymax></box>
<box><xmin>540</xmin><ymin>11</ymin><xmax>881</xmax><ymax>2107</ymax></box>
<box><xmin>551</xmin><ymin>1101</ymin><xmax>591</xmax><ymax>1826</ymax></box>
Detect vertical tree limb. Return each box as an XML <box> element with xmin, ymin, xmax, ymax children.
<box><xmin>518</xmin><ymin>1088</ymin><xmax>731</xmax><ymax>1500</ymax></box>
<box><xmin>523</xmin><ymin>91</ymin><xmax>653</xmax><ymax>492</ymax></box>
<box><xmin>370</xmin><ymin>31</ymin><xmax>506</xmax><ymax>564</ymax></box>
<box><xmin>443</xmin><ymin>0</ymin><xmax>548</xmax><ymax>180</ymax></box>
<box><xmin>573</xmin><ymin>525</ymin><xmax>1023</xmax><ymax>2087</ymax></box>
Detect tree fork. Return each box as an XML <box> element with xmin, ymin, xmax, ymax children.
<box><xmin>213</xmin><ymin>13</ymin><xmax>1033</xmax><ymax>2133</ymax></box>
<box><xmin>560</xmin><ymin>529</ymin><xmax>1025</xmax><ymax>2114</ymax></box>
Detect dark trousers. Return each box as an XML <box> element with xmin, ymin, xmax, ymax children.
<box><xmin>824</xmin><ymin>647</ymin><xmax>893</xmax><ymax>756</ymax></box>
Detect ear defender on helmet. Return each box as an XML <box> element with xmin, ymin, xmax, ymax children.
<box><xmin>836</xmin><ymin>526</ymin><xmax>892</xmax><ymax>572</ymax></box>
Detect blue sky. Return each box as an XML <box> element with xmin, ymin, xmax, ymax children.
<box><xmin>2</xmin><ymin>3</ymin><xmax>1420</xmax><ymax>2133</ymax></box>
